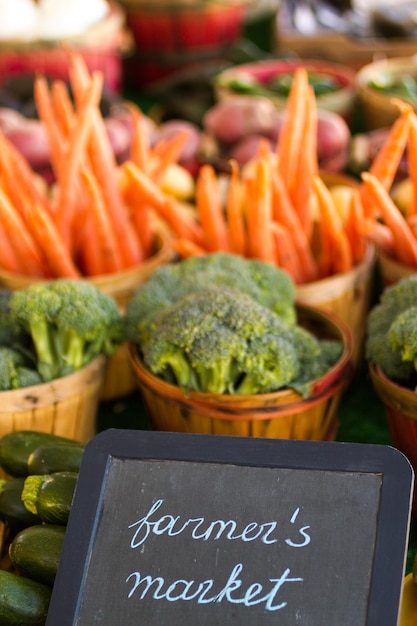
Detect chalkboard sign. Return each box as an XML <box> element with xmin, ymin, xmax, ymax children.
<box><xmin>46</xmin><ymin>430</ymin><xmax>414</xmax><ymax>626</ymax></box>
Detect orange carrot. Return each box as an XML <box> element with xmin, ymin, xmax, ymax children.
<box><xmin>406</xmin><ymin>112</ymin><xmax>417</xmax><ymax>217</ymax></box>
<box><xmin>344</xmin><ymin>188</ymin><xmax>367</xmax><ymax>264</ymax></box>
<box><xmin>271</xmin><ymin>166</ymin><xmax>319</xmax><ymax>281</ymax></box>
<box><xmin>226</xmin><ymin>160</ymin><xmax>247</xmax><ymax>256</ymax></box>
<box><xmin>51</xmin><ymin>79</ymin><xmax>74</xmax><ymax>139</ymax></box>
<box><xmin>313</xmin><ymin>176</ymin><xmax>353</xmax><ymax>276</ymax></box>
<box><xmin>195</xmin><ymin>163</ymin><xmax>230</xmax><ymax>253</ymax></box>
<box><xmin>34</xmin><ymin>76</ymin><xmax>65</xmax><ymax>178</ymax></box>
<box><xmin>122</xmin><ymin>160</ymin><xmax>203</xmax><ymax>244</ymax></box>
<box><xmin>53</xmin><ymin>71</ymin><xmax>103</xmax><ymax>250</ymax></box>
<box><xmin>171</xmin><ymin>238</ymin><xmax>208</xmax><ymax>258</ymax></box>
<box><xmin>0</xmin><ymin>217</ymin><xmax>24</xmax><ymax>274</ymax></box>
<box><xmin>0</xmin><ymin>188</ymin><xmax>50</xmax><ymax>277</ymax></box>
<box><xmin>21</xmin><ymin>197</ymin><xmax>80</xmax><ymax>278</ymax></box>
<box><xmin>360</xmin><ymin>218</ymin><xmax>396</xmax><ymax>256</ymax></box>
<box><xmin>270</xmin><ymin>221</ymin><xmax>305</xmax><ymax>283</ymax></box>
<box><xmin>69</xmin><ymin>53</ymin><xmax>143</xmax><ymax>268</ymax></box>
<box><xmin>150</xmin><ymin>129</ymin><xmax>191</xmax><ymax>183</ymax></box>
<box><xmin>289</xmin><ymin>85</ymin><xmax>318</xmax><ymax>238</ymax></box>
<box><xmin>244</xmin><ymin>158</ymin><xmax>275</xmax><ymax>263</ymax></box>
<box><xmin>277</xmin><ymin>66</ymin><xmax>310</xmax><ymax>195</ymax></box>
<box><xmin>360</xmin><ymin>104</ymin><xmax>412</xmax><ymax>218</ymax></box>
<box><xmin>125</xmin><ymin>102</ymin><xmax>150</xmax><ymax>174</ymax></box>
<box><xmin>361</xmin><ymin>171</ymin><xmax>417</xmax><ymax>266</ymax></box>
<box><xmin>80</xmin><ymin>167</ymin><xmax>126</xmax><ymax>274</ymax></box>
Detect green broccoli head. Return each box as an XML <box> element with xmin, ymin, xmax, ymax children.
<box><xmin>366</xmin><ymin>275</ymin><xmax>417</xmax><ymax>386</ymax></box>
<box><xmin>9</xmin><ymin>280</ymin><xmax>124</xmax><ymax>381</ymax></box>
<box><xmin>0</xmin><ymin>346</ymin><xmax>41</xmax><ymax>390</ymax></box>
<box><xmin>141</xmin><ymin>287</ymin><xmax>342</xmax><ymax>396</ymax></box>
<box><xmin>124</xmin><ymin>253</ymin><xmax>296</xmax><ymax>346</ymax></box>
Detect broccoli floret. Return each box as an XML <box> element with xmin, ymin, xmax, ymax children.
<box><xmin>0</xmin><ymin>346</ymin><xmax>41</xmax><ymax>390</ymax></box>
<box><xmin>9</xmin><ymin>280</ymin><xmax>124</xmax><ymax>381</ymax></box>
<box><xmin>124</xmin><ymin>253</ymin><xmax>296</xmax><ymax>346</ymax></box>
<box><xmin>141</xmin><ymin>287</ymin><xmax>342</xmax><ymax>396</ymax></box>
<box><xmin>0</xmin><ymin>289</ymin><xmax>27</xmax><ymax>347</ymax></box>
<box><xmin>366</xmin><ymin>276</ymin><xmax>417</xmax><ymax>387</ymax></box>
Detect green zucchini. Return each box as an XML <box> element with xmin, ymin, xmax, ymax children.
<box><xmin>0</xmin><ymin>430</ymin><xmax>84</xmax><ymax>477</ymax></box>
<box><xmin>0</xmin><ymin>477</ymin><xmax>41</xmax><ymax>530</ymax></box>
<box><xmin>28</xmin><ymin>443</ymin><xmax>85</xmax><ymax>475</ymax></box>
<box><xmin>0</xmin><ymin>570</ymin><xmax>51</xmax><ymax>625</ymax></box>
<box><xmin>22</xmin><ymin>471</ymin><xmax>78</xmax><ymax>525</ymax></box>
<box><xmin>9</xmin><ymin>524</ymin><xmax>66</xmax><ymax>587</ymax></box>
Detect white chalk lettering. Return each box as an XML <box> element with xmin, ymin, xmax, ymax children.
<box><xmin>126</xmin><ymin>563</ymin><xmax>303</xmax><ymax>611</ymax></box>
<box><xmin>128</xmin><ymin>500</ymin><xmax>310</xmax><ymax>548</ymax></box>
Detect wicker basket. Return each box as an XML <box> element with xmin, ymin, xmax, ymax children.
<box><xmin>0</xmin><ymin>354</ymin><xmax>106</xmax><ymax>450</ymax></box>
<box><xmin>0</xmin><ymin>3</ymin><xmax>128</xmax><ymax>94</ymax></box>
<box><xmin>129</xmin><ymin>304</ymin><xmax>353</xmax><ymax>440</ymax></box>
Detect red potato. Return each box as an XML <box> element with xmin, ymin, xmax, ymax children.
<box><xmin>104</xmin><ymin>117</ymin><xmax>131</xmax><ymax>162</ymax></box>
<box><xmin>4</xmin><ymin>119</ymin><xmax>50</xmax><ymax>169</ymax></box>
<box><xmin>0</xmin><ymin>107</ymin><xmax>25</xmax><ymax>134</ymax></box>
<box><xmin>229</xmin><ymin>134</ymin><xmax>274</xmax><ymax>167</ymax></box>
<box><xmin>315</xmin><ymin>109</ymin><xmax>351</xmax><ymax>162</ymax></box>
<box><xmin>203</xmin><ymin>96</ymin><xmax>278</xmax><ymax>145</ymax></box>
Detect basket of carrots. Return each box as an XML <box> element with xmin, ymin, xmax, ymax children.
<box><xmin>0</xmin><ymin>52</ymin><xmax>195</xmax><ymax>399</ymax></box>
<box><xmin>165</xmin><ymin>67</ymin><xmax>376</xmax><ymax>371</ymax></box>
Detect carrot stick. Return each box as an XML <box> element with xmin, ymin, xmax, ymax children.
<box><xmin>195</xmin><ymin>163</ymin><xmax>230</xmax><ymax>252</ymax></box>
<box><xmin>405</xmin><ymin>112</ymin><xmax>417</xmax><ymax>217</ymax></box>
<box><xmin>51</xmin><ymin>80</ymin><xmax>74</xmax><ymax>139</ymax></box>
<box><xmin>276</xmin><ymin>66</ymin><xmax>310</xmax><ymax>195</ymax></box>
<box><xmin>122</xmin><ymin>160</ymin><xmax>203</xmax><ymax>243</ymax></box>
<box><xmin>0</xmin><ymin>217</ymin><xmax>24</xmax><ymax>274</ymax></box>
<box><xmin>361</xmin><ymin>171</ymin><xmax>417</xmax><ymax>266</ymax></box>
<box><xmin>270</xmin><ymin>221</ymin><xmax>305</xmax><ymax>283</ymax></box>
<box><xmin>290</xmin><ymin>85</ymin><xmax>318</xmax><ymax>238</ymax></box>
<box><xmin>313</xmin><ymin>176</ymin><xmax>353</xmax><ymax>276</ymax></box>
<box><xmin>21</xmin><ymin>197</ymin><xmax>80</xmax><ymax>278</ymax></box>
<box><xmin>69</xmin><ymin>53</ymin><xmax>143</xmax><ymax>268</ymax></box>
<box><xmin>150</xmin><ymin>129</ymin><xmax>191</xmax><ymax>183</ymax></box>
<box><xmin>34</xmin><ymin>76</ymin><xmax>66</xmax><ymax>178</ymax></box>
<box><xmin>360</xmin><ymin>104</ymin><xmax>412</xmax><ymax>218</ymax></box>
<box><xmin>271</xmin><ymin>167</ymin><xmax>319</xmax><ymax>281</ymax></box>
<box><xmin>360</xmin><ymin>218</ymin><xmax>396</xmax><ymax>255</ymax></box>
<box><xmin>226</xmin><ymin>159</ymin><xmax>247</xmax><ymax>256</ymax></box>
<box><xmin>171</xmin><ymin>238</ymin><xmax>208</xmax><ymax>259</ymax></box>
<box><xmin>53</xmin><ymin>71</ymin><xmax>103</xmax><ymax>251</ymax></box>
<box><xmin>80</xmin><ymin>167</ymin><xmax>125</xmax><ymax>275</ymax></box>
<box><xmin>125</xmin><ymin>102</ymin><xmax>151</xmax><ymax>174</ymax></box>
<box><xmin>344</xmin><ymin>188</ymin><xmax>367</xmax><ymax>264</ymax></box>
<box><xmin>244</xmin><ymin>157</ymin><xmax>275</xmax><ymax>263</ymax></box>
<box><xmin>0</xmin><ymin>188</ymin><xmax>50</xmax><ymax>277</ymax></box>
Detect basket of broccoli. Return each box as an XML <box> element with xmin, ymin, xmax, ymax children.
<box><xmin>0</xmin><ymin>279</ymin><xmax>124</xmax><ymax>444</ymax></box>
<box><xmin>126</xmin><ymin>253</ymin><xmax>353</xmax><ymax>440</ymax></box>
<box><xmin>366</xmin><ymin>275</ymin><xmax>417</xmax><ymax>491</ymax></box>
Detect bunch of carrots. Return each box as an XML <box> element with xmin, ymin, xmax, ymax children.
<box><xmin>169</xmin><ymin>68</ymin><xmax>417</xmax><ymax>284</ymax></box>
<box><xmin>168</xmin><ymin>66</ymin><xmax>369</xmax><ymax>285</ymax></box>
<box><xmin>0</xmin><ymin>52</ymin><xmax>197</xmax><ymax>279</ymax></box>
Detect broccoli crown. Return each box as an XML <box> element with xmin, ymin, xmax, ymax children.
<box><xmin>141</xmin><ymin>286</ymin><xmax>342</xmax><ymax>396</ymax></box>
<box><xmin>124</xmin><ymin>252</ymin><xmax>296</xmax><ymax>346</ymax></box>
<box><xmin>0</xmin><ymin>346</ymin><xmax>41</xmax><ymax>391</ymax></box>
<box><xmin>365</xmin><ymin>275</ymin><xmax>417</xmax><ymax>386</ymax></box>
<box><xmin>9</xmin><ymin>280</ymin><xmax>124</xmax><ymax>381</ymax></box>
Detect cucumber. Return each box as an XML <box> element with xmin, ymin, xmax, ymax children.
<box><xmin>9</xmin><ymin>524</ymin><xmax>66</xmax><ymax>587</ymax></box>
<box><xmin>22</xmin><ymin>471</ymin><xmax>78</xmax><ymax>525</ymax></box>
<box><xmin>0</xmin><ymin>477</ymin><xmax>41</xmax><ymax>530</ymax></box>
<box><xmin>0</xmin><ymin>430</ymin><xmax>84</xmax><ymax>477</ymax></box>
<box><xmin>28</xmin><ymin>443</ymin><xmax>84</xmax><ymax>475</ymax></box>
<box><xmin>0</xmin><ymin>570</ymin><xmax>51</xmax><ymax>625</ymax></box>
